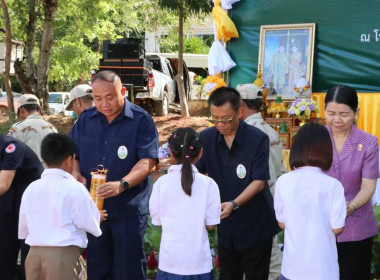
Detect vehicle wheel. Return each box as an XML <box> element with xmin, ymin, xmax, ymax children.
<box><xmin>153</xmin><ymin>92</ymin><xmax>169</xmax><ymax>116</ymax></box>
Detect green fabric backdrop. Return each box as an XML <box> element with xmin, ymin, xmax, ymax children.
<box><xmin>228</xmin><ymin>0</ymin><xmax>380</xmax><ymax>92</ymax></box>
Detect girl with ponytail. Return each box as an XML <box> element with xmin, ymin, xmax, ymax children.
<box><xmin>149</xmin><ymin>127</ymin><xmax>221</xmax><ymax>280</ymax></box>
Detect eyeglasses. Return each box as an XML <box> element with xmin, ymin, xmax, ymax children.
<box><xmin>208</xmin><ymin>114</ymin><xmax>236</xmax><ymax>124</ymax></box>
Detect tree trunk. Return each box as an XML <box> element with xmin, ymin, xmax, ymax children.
<box><xmin>14</xmin><ymin>0</ymin><xmax>39</xmax><ymax>95</ymax></box>
<box><xmin>14</xmin><ymin>59</ymin><xmax>34</xmax><ymax>94</ymax></box>
<box><xmin>37</xmin><ymin>0</ymin><xmax>58</xmax><ymax>112</ymax></box>
<box><xmin>26</xmin><ymin>0</ymin><xmax>38</xmax><ymax>91</ymax></box>
<box><xmin>177</xmin><ymin>0</ymin><xmax>189</xmax><ymax>117</ymax></box>
<box><xmin>0</xmin><ymin>0</ymin><xmax>15</xmax><ymax>115</ymax></box>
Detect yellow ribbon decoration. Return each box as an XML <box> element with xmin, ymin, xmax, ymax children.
<box><xmin>212</xmin><ymin>0</ymin><xmax>239</xmax><ymax>42</ymax></box>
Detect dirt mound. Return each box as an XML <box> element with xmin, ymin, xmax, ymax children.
<box><xmin>153</xmin><ymin>115</ymin><xmax>209</xmax><ymax>145</ymax></box>
<box><xmin>1</xmin><ymin>114</ymin><xmax>209</xmax><ymax>146</ymax></box>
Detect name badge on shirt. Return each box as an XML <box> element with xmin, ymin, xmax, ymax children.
<box><xmin>236</xmin><ymin>164</ymin><xmax>246</xmax><ymax>179</ymax></box>
<box><xmin>118</xmin><ymin>145</ymin><xmax>128</xmax><ymax>159</ymax></box>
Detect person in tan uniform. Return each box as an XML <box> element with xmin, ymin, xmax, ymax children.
<box><xmin>65</xmin><ymin>84</ymin><xmax>94</xmax><ymax>117</ymax></box>
<box><xmin>7</xmin><ymin>94</ymin><xmax>57</xmax><ymax>164</ymax></box>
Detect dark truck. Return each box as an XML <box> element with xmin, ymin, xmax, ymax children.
<box><xmin>98</xmin><ymin>38</ymin><xmax>190</xmax><ymax>116</ymax></box>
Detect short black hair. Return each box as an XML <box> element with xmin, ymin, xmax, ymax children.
<box><xmin>79</xmin><ymin>94</ymin><xmax>94</xmax><ymax>104</ymax></box>
<box><xmin>41</xmin><ymin>133</ymin><xmax>76</xmax><ymax>166</ymax></box>
<box><xmin>20</xmin><ymin>104</ymin><xmax>40</xmax><ymax>112</ymax></box>
<box><xmin>208</xmin><ymin>87</ymin><xmax>241</xmax><ymax>112</ymax></box>
<box><xmin>243</xmin><ymin>98</ymin><xmax>263</xmax><ymax>111</ymax></box>
<box><xmin>289</xmin><ymin>122</ymin><xmax>333</xmax><ymax>171</ymax></box>
<box><xmin>325</xmin><ymin>85</ymin><xmax>358</xmax><ymax>113</ymax></box>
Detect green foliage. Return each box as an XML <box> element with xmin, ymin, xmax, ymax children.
<box><xmin>0</xmin><ymin>116</ymin><xmax>16</xmax><ymax>134</ymax></box>
<box><xmin>194</xmin><ymin>75</ymin><xmax>206</xmax><ymax>85</ymax></box>
<box><xmin>160</xmin><ymin>34</ymin><xmax>210</xmax><ymax>54</ymax></box>
<box><xmin>144</xmin><ymin>214</ymin><xmax>162</xmax><ymax>253</ymax></box>
<box><xmin>2</xmin><ymin>0</ymin><xmax>182</xmax><ymax>90</ymax></box>
<box><xmin>158</xmin><ymin>0</ymin><xmax>212</xmax><ymax>15</ymax></box>
<box><xmin>49</xmin><ymin>40</ymin><xmax>100</xmax><ymax>89</ymax></box>
<box><xmin>184</xmin><ymin>37</ymin><xmax>209</xmax><ymax>54</ymax></box>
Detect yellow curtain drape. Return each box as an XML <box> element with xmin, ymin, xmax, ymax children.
<box><xmin>312</xmin><ymin>92</ymin><xmax>380</xmax><ymax>145</ymax></box>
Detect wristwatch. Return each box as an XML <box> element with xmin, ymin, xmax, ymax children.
<box><xmin>120</xmin><ymin>179</ymin><xmax>130</xmax><ymax>191</ymax></box>
<box><xmin>230</xmin><ymin>200</ymin><xmax>239</xmax><ymax>211</ymax></box>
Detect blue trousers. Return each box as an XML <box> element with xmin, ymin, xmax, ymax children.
<box><xmin>87</xmin><ymin>214</ymin><xmax>148</xmax><ymax>280</ymax></box>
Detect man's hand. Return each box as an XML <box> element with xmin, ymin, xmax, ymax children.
<box><xmin>100</xmin><ymin>210</ymin><xmax>108</xmax><ymax>223</ymax></box>
<box><xmin>97</xmin><ymin>181</ymin><xmax>123</xmax><ymax>199</ymax></box>
<box><xmin>220</xmin><ymin>202</ymin><xmax>234</xmax><ymax>219</ymax></box>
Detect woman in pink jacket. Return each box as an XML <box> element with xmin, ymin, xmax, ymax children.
<box><xmin>324</xmin><ymin>85</ymin><xmax>379</xmax><ymax>280</ymax></box>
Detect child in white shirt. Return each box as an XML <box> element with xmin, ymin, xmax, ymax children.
<box><xmin>149</xmin><ymin>127</ymin><xmax>221</xmax><ymax>280</ymax></box>
<box><xmin>274</xmin><ymin>122</ymin><xmax>346</xmax><ymax>280</ymax></box>
<box><xmin>19</xmin><ymin>133</ymin><xmax>103</xmax><ymax>280</ymax></box>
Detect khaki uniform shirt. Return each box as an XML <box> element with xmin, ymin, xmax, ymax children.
<box><xmin>244</xmin><ymin>113</ymin><xmax>286</xmax><ymax>188</ymax></box>
<box><xmin>7</xmin><ymin>114</ymin><xmax>58</xmax><ymax>163</ymax></box>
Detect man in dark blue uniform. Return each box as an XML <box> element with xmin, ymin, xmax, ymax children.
<box><xmin>0</xmin><ymin>134</ymin><xmax>43</xmax><ymax>280</ymax></box>
<box><xmin>70</xmin><ymin>70</ymin><xmax>158</xmax><ymax>280</ymax></box>
<box><xmin>196</xmin><ymin>87</ymin><xmax>279</xmax><ymax>280</ymax></box>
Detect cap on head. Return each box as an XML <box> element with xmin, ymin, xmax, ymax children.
<box><xmin>236</xmin><ymin>84</ymin><xmax>262</xmax><ymax>100</ymax></box>
<box><xmin>65</xmin><ymin>84</ymin><xmax>92</xmax><ymax>110</ymax></box>
<box><xmin>19</xmin><ymin>94</ymin><xmax>40</xmax><ymax>107</ymax></box>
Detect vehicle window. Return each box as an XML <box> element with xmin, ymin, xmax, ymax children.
<box><xmin>161</xmin><ymin>60</ymin><xmax>169</xmax><ymax>73</ymax></box>
<box><xmin>49</xmin><ymin>94</ymin><xmax>63</xmax><ymax>103</ymax></box>
<box><xmin>166</xmin><ymin>63</ymin><xmax>174</xmax><ymax>77</ymax></box>
<box><xmin>150</xmin><ymin>59</ymin><xmax>161</xmax><ymax>71</ymax></box>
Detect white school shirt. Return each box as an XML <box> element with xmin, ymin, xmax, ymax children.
<box><xmin>149</xmin><ymin>164</ymin><xmax>221</xmax><ymax>275</ymax></box>
<box><xmin>274</xmin><ymin>166</ymin><xmax>346</xmax><ymax>280</ymax></box>
<box><xmin>19</xmin><ymin>168</ymin><xmax>101</xmax><ymax>248</ymax></box>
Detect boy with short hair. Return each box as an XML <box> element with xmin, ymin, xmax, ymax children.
<box><xmin>18</xmin><ymin>133</ymin><xmax>102</xmax><ymax>280</ymax></box>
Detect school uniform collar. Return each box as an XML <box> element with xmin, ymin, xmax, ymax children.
<box><xmin>168</xmin><ymin>164</ymin><xmax>200</xmax><ymax>174</ymax></box>
<box><xmin>41</xmin><ymin>168</ymin><xmax>76</xmax><ymax>180</ymax></box>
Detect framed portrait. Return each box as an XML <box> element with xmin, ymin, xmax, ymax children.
<box><xmin>258</xmin><ymin>23</ymin><xmax>316</xmax><ymax>100</ymax></box>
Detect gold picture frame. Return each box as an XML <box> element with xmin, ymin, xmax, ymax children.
<box><xmin>258</xmin><ymin>23</ymin><xmax>316</xmax><ymax>100</ymax></box>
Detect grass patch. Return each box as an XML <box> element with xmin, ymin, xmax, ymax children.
<box><xmin>0</xmin><ymin>114</ymin><xmax>17</xmax><ymax>134</ymax></box>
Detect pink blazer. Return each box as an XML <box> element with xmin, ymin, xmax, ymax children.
<box><xmin>325</xmin><ymin>124</ymin><xmax>379</xmax><ymax>242</ymax></box>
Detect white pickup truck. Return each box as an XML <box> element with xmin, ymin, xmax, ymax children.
<box><xmin>135</xmin><ymin>55</ymin><xmax>190</xmax><ymax>116</ymax></box>
<box><xmin>98</xmin><ymin>41</ymin><xmax>190</xmax><ymax>116</ymax></box>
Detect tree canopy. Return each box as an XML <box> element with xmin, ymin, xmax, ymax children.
<box><xmin>1</xmin><ymin>0</ymin><xmax>189</xmax><ymax>91</ymax></box>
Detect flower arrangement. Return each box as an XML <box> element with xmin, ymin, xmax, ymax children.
<box><xmin>158</xmin><ymin>142</ymin><xmax>170</xmax><ymax>159</ymax></box>
<box><xmin>288</xmin><ymin>98</ymin><xmax>319</xmax><ymax>121</ymax></box>
<box><xmin>267</xmin><ymin>95</ymin><xmax>288</xmax><ymax>117</ymax></box>
<box><xmin>204</xmin><ymin>74</ymin><xmax>227</xmax><ymax>95</ymax></box>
